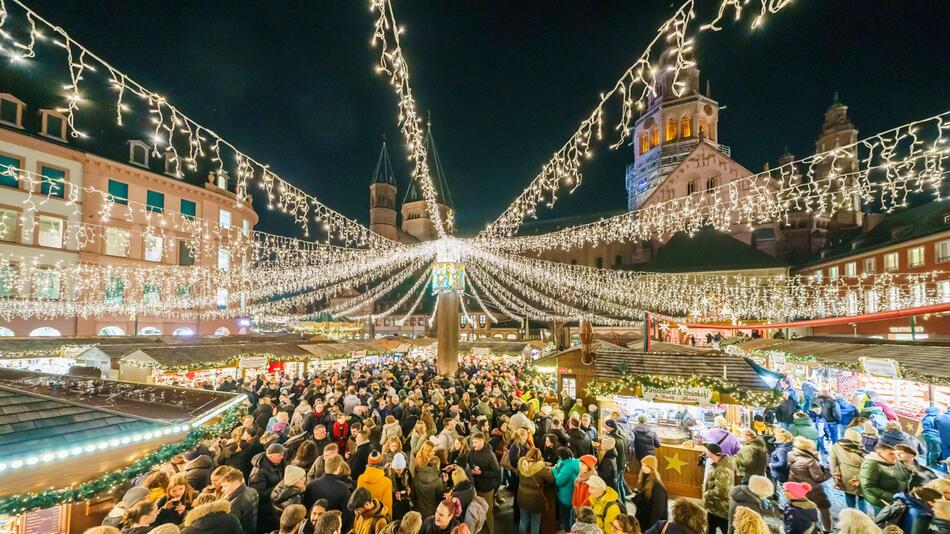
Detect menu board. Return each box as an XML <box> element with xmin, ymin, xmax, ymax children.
<box><xmin>20</xmin><ymin>506</ymin><xmax>64</xmax><ymax>534</ymax></box>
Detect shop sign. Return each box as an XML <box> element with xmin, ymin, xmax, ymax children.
<box><xmin>472</xmin><ymin>347</ymin><xmax>491</xmax><ymax>356</ymax></box>
<box><xmin>641</xmin><ymin>386</ymin><xmax>713</xmax><ymax>405</ymax></box>
<box><xmin>889</xmin><ymin>326</ymin><xmax>925</xmax><ymax>333</ymax></box>
<box><xmin>861</xmin><ymin>357</ymin><xmax>901</xmax><ymax>379</ymax></box>
<box><xmin>238</xmin><ymin>356</ymin><xmax>267</xmax><ymax>369</ymax></box>
<box><xmin>22</xmin><ymin>506</ymin><xmax>64</xmax><ymax>534</ymax></box>
<box><xmin>352</xmin><ymin>350</ymin><xmax>368</xmax><ymax>358</ymax></box>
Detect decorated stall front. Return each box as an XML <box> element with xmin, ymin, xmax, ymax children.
<box><xmin>0</xmin><ymin>338</ymin><xmax>134</xmax><ymax>378</ymax></box>
<box><xmin>730</xmin><ymin>336</ymin><xmax>950</xmax><ymax>434</ymax></box>
<box><xmin>0</xmin><ymin>368</ymin><xmax>245</xmax><ymax>534</ymax></box>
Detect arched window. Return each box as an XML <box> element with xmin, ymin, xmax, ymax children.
<box><xmin>98</xmin><ymin>326</ymin><xmax>125</xmax><ymax>336</ymax></box>
<box><xmin>698</xmin><ymin>122</ymin><xmax>707</xmax><ymax>138</ymax></box>
<box><xmin>706</xmin><ymin>177</ymin><xmax>718</xmax><ymax>191</ymax></box>
<box><xmin>687</xmin><ymin>180</ymin><xmax>697</xmax><ymax>195</ymax></box>
<box><xmin>665</xmin><ymin>119</ymin><xmax>677</xmax><ymax>141</ymax></box>
<box><xmin>639</xmin><ymin>134</ymin><xmax>649</xmax><ymax>154</ymax></box>
<box><xmin>680</xmin><ymin>117</ymin><xmax>692</xmax><ymax>138</ymax></box>
<box><xmin>650</xmin><ymin>128</ymin><xmax>660</xmax><ymax>147</ymax></box>
<box><xmin>138</xmin><ymin>326</ymin><xmax>162</xmax><ymax>335</ymax></box>
<box><xmin>214</xmin><ymin>326</ymin><xmax>230</xmax><ymax>336</ymax></box>
<box><xmin>30</xmin><ymin>327</ymin><xmax>61</xmax><ymax>337</ymax></box>
<box><xmin>172</xmin><ymin>327</ymin><xmax>195</xmax><ymax>336</ymax></box>
<box><xmin>0</xmin><ymin>327</ymin><xmax>13</xmax><ymax>336</ymax></box>
<box><xmin>239</xmin><ymin>327</ymin><xmax>248</xmax><ymax>335</ymax></box>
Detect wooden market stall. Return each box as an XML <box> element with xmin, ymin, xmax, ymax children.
<box><xmin>0</xmin><ymin>368</ymin><xmax>244</xmax><ymax>534</ymax></box>
<box><xmin>534</xmin><ymin>343</ymin><xmax>781</xmax><ymax>497</ymax></box>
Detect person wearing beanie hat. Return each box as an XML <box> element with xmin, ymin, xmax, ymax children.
<box><xmin>895</xmin><ymin>442</ymin><xmax>940</xmax><ymax>490</ymax></box>
<box><xmin>782</xmin><ymin>482</ymin><xmax>818</xmax><ymax>534</ymax></box>
<box><xmin>357</xmin><ymin>450</ymin><xmax>393</xmax><ymax>515</ymax></box>
<box><xmin>586</xmin><ymin>475</ymin><xmax>622</xmax><ymax>534</ymax></box>
<box><xmin>387</xmin><ymin>452</ymin><xmax>413</xmax><ymax>519</ymax></box>
<box><xmin>269</xmin><ymin>465</ymin><xmax>307</xmax><ymax>520</ymax></box>
<box><xmin>572</xmin><ymin>453</ymin><xmax>598</xmax><ymax>516</ymax></box>
<box><xmin>829</xmin><ymin>428</ymin><xmax>867</xmax><ymax>511</ymax></box>
<box><xmin>703</xmin><ymin>439</ymin><xmax>736</xmax><ymax>534</ymax></box>
<box><xmin>727</xmin><ymin>475</ymin><xmax>778</xmax><ymax>534</ymax></box>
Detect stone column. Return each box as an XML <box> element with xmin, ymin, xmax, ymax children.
<box><xmin>436</xmin><ymin>291</ymin><xmax>459</xmax><ymax>376</ymax></box>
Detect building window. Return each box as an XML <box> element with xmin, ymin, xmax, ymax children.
<box><xmin>104</xmin><ymin>227</ymin><xmax>130</xmax><ymax>257</ymax></box>
<box><xmin>215</xmin><ymin>171</ymin><xmax>228</xmax><ymax>190</ymax></box>
<box><xmin>164</xmin><ymin>151</ymin><xmax>179</xmax><ymax>176</ymax></box>
<box><xmin>639</xmin><ymin>134</ymin><xmax>649</xmax><ymax>154</ymax></box>
<box><xmin>813</xmin><ymin>270</ymin><xmax>823</xmax><ymax>283</ymax></box>
<box><xmin>180</xmin><ymin>199</ymin><xmax>196</xmax><ymax>220</ymax></box>
<box><xmin>144</xmin><ymin>234</ymin><xmax>163</xmax><ymax>262</ymax></box>
<box><xmin>615</xmin><ymin>255</ymin><xmax>623</xmax><ymax>267</ymax></box>
<box><xmin>30</xmin><ymin>326</ymin><xmax>61</xmax><ymax>337</ymax></box>
<box><xmin>142</xmin><ymin>283</ymin><xmax>160</xmax><ymax>304</ymax></box>
<box><xmin>178</xmin><ymin>241</ymin><xmax>195</xmax><ymax>266</ymax></box>
<box><xmin>680</xmin><ymin>117</ymin><xmax>691</xmax><ymax>138</ymax></box>
<box><xmin>884</xmin><ymin>252</ymin><xmax>899</xmax><ymax>271</ymax></box>
<box><xmin>595</xmin><ymin>257</ymin><xmax>604</xmax><ymax>269</ymax></box>
<box><xmin>40</xmin><ymin>110</ymin><xmax>66</xmax><ymax>141</ymax></box>
<box><xmin>108</xmin><ymin>179</ymin><xmax>129</xmax><ymax>205</ymax></box>
<box><xmin>218</xmin><ymin>249</ymin><xmax>231</xmax><ymax>271</ymax></box>
<box><xmin>888</xmin><ymin>286</ymin><xmax>900</xmax><ymax>310</ymax></box>
<box><xmin>146</xmin><ymin>190</ymin><xmax>164</xmax><ymax>213</ymax></box>
<box><xmin>846</xmin><ymin>292</ymin><xmax>859</xmax><ymax>315</ymax></box>
<box><xmin>242</xmin><ymin>219</ymin><xmax>250</xmax><ymax>237</ymax></box>
<box><xmin>0</xmin><ymin>154</ymin><xmax>21</xmax><ymax>189</ymax></box>
<box><xmin>216</xmin><ymin>288</ymin><xmax>228</xmax><ymax>309</ymax></box>
<box><xmin>908</xmin><ymin>246</ymin><xmax>925</xmax><ymax>268</ymax></box>
<box><xmin>650</xmin><ymin>128</ymin><xmax>660</xmax><ymax>147</ymax></box>
<box><xmin>865</xmin><ymin>289</ymin><xmax>878</xmax><ymax>313</ymax></box>
<box><xmin>560</xmin><ymin>375</ymin><xmax>577</xmax><ymax>399</ymax></box>
<box><xmin>687</xmin><ymin>180</ymin><xmax>697</xmax><ymax>195</ymax></box>
<box><xmin>479</xmin><ymin>314</ymin><xmax>486</xmax><ymax>326</ymax></box>
<box><xmin>0</xmin><ymin>264</ymin><xmax>16</xmax><ymax>297</ymax></box>
<box><xmin>864</xmin><ymin>257</ymin><xmax>876</xmax><ymax>273</ymax></box>
<box><xmin>104</xmin><ymin>276</ymin><xmax>125</xmax><ymax>305</ymax></box>
<box><xmin>937</xmin><ymin>241</ymin><xmax>950</xmax><ymax>263</ymax></box>
<box><xmin>828</xmin><ymin>266</ymin><xmax>839</xmax><ymax>281</ymax></box>
<box><xmin>39</xmin><ymin>166</ymin><xmax>66</xmax><ymax>198</ymax></box>
<box><xmin>219</xmin><ymin>209</ymin><xmax>231</xmax><ymax>229</ymax></box>
<box><xmin>0</xmin><ymin>209</ymin><xmax>17</xmax><ymax>242</ymax></box>
<box><xmin>844</xmin><ymin>262</ymin><xmax>857</xmax><ymax>277</ymax></box>
<box><xmin>129</xmin><ymin>141</ymin><xmax>149</xmax><ymax>167</ymax></box>
<box><xmin>665</xmin><ymin>119</ymin><xmax>677</xmax><ymax>141</ymax></box>
<box><xmin>912</xmin><ymin>283</ymin><xmax>926</xmax><ymax>307</ymax></box>
<box><xmin>37</xmin><ymin>216</ymin><xmax>63</xmax><ymax>249</ymax></box>
<box><xmin>705</xmin><ymin>177</ymin><xmax>718</xmax><ymax>192</ymax></box>
<box><xmin>0</xmin><ymin>94</ymin><xmax>24</xmax><ymax>128</ymax></box>
<box><xmin>940</xmin><ymin>281</ymin><xmax>950</xmax><ymax>303</ymax></box>
<box><xmin>173</xmin><ymin>327</ymin><xmax>194</xmax><ymax>336</ymax></box>
<box><xmin>34</xmin><ymin>269</ymin><xmax>60</xmax><ymax>299</ymax></box>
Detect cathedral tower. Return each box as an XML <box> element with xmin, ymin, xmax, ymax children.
<box><xmin>369</xmin><ymin>138</ymin><xmax>399</xmax><ymax>242</ymax></box>
<box><xmin>400</xmin><ymin>119</ymin><xmax>454</xmax><ymax>241</ymax></box>
<box><xmin>815</xmin><ymin>93</ymin><xmax>861</xmax><ymax>227</ymax></box>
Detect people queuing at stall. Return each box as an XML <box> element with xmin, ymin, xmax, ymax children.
<box><xmin>81</xmin><ymin>357</ymin><xmax>950</xmax><ymax>534</ymax></box>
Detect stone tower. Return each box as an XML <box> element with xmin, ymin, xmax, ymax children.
<box><xmin>815</xmin><ymin>93</ymin><xmax>861</xmax><ymax>227</ymax></box>
<box><xmin>625</xmin><ymin>50</ymin><xmax>722</xmax><ymax>211</ymax></box>
<box><xmin>369</xmin><ymin>138</ymin><xmax>399</xmax><ymax>242</ymax></box>
<box><xmin>400</xmin><ymin>119</ymin><xmax>454</xmax><ymax>241</ymax></box>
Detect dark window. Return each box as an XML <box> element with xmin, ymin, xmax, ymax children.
<box><xmin>45</xmin><ymin>114</ymin><xmax>64</xmax><ymax>139</ymax></box>
<box><xmin>178</xmin><ymin>240</ymin><xmax>195</xmax><ymax>266</ymax></box>
<box><xmin>615</xmin><ymin>255</ymin><xmax>623</xmax><ymax>266</ymax></box>
<box><xmin>130</xmin><ymin>144</ymin><xmax>148</xmax><ymax>166</ymax></box>
<box><xmin>40</xmin><ymin>166</ymin><xmax>65</xmax><ymax>198</ymax></box>
<box><xmin>0</xmin><ymin>99</ymin><xmax>19</xmax><ymax>125</ymax></box>
<box><xmin>146</xmin><ymin>190</ymin><xmax>164</xmax><ymax>213</ymax></box>
<box><xmin>0</xmin><ymin>155</ymin><xmax>21</xmax><ymax>188</ymax></box>
<box><xmin>180</xmin><ymin>199</ymin><xmax>196</xmax><ymax>219</ymax></box>
<box><xmin>570</xmin><ymin>259</ymin><xmax>577</xmax><ymax>265</ymax></box>
<box><xmin>108</xmin><ymin>180</ymin><xmax>129</xmax><ymax>205</ymax></box>
<box><xmin>596</xmin><ymin>257</ymin><xmax>604</xmax><ymax>269</ymax></box>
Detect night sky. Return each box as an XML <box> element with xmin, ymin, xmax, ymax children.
<box><xmin>14</xmin><ymin>1</ymin><xmax>950</xmax><ymax>237</ymax></box>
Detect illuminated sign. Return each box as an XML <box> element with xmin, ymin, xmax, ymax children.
<box><xmin>431</xmin><ymin>262</ymin><xmax>466</xmax><ymax>295</ymax></box>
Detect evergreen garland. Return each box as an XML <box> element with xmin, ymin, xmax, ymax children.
<box><xmin>586</xmin><ymin>372</ymin><xmax>782</xmax><ymax>406</ymax></box>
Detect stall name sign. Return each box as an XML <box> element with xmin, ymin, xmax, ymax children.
<box><xmin>861</xmin><ymin>357</ymin><xmax>901</xmax><ymax>379</ymax></box>
<box><xmin>352</xmin><ymin>350</ymin><xmax>367</xmax><ymax>358</ymax></box>
<box><xmin>472</xmin><ymin>347</ymin><xmax>491</xmax><ymax>356</ymax></box>
<box><xmin>238</xmin><ymin>356</ymin><xmax>267</xmax><ymax>369</ymax></box>
<box><xmin>642</xmin><ymin>386</ymin><xmax>713</xmax><ymax>405</ymax></box>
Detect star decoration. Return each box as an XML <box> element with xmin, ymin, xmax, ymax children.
<box><xmin>665</xmin><ymin>452</ymin><xmax>687</xmax><ymax>474</ymax></box>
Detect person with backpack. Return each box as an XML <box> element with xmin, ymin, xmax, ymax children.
<box><xmin>348</xmin><ymin>487</ymin><xmax>391</xmax><ymax>534</ymax></box>
<box><xmin>781</xmin><ymin>482</ymin><xmax>818</xmax><ymax>534</ymax></box>
<box><xmin>876</xmin><ymin>487</ymin><xmax>941</xmax><ymax>534</ymax></box>
<box><xmin>586</xmin><ymin>476</ymin><xmax>622</xmax><ymax>534</ymax></box>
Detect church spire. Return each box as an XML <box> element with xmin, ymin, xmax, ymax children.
<box><xmin>425</xmin><ymin>118</ymin><xmax>455</xmax><ymax>210</ymax></box>
<box><xmin>371</xmin><ymin>135</ymin><xmax>397</xmax><ymax>186</ymax></box>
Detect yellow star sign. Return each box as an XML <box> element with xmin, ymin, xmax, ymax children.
<box><xmin>665</xmin><ymin>453</ymin><xmax>687</xmax><ymax>474</ymax></box>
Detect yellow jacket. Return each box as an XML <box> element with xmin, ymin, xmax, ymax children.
<box><xmin>590</xmin><ymin>486</ymin><xmax>622</xmax><ymax>534</ymax></box>
<box><xmin>357</xmin><ymin>466</ymin><xmax>393</xmax><ymax>515</ymax></box>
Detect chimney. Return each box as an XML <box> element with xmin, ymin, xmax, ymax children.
<box><xmin>863</xmin><ymin>212</ymin><xmax>885</xmax><ymax>232</ymax></box>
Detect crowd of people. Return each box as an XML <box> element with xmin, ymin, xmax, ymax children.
<box><xmin>75</xmin><ymin>357</ymin><xmax>950</xmax><ymax>534</ymax></box>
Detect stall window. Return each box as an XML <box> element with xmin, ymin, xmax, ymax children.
<box><xmin>560</xmin><ymin>375</ymin><xmax>577</xmax><ymax>399</ymax></box>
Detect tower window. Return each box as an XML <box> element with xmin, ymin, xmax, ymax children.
<box><xmin>665</xmin><ymin>119</ymin><xmax>677</xmax><ymax>141</ymax></box>
<box><xmin>705</xmin><ymin>177</ymin><xmax>718</xmax><ymax>191</ymax></box>
<box><xmin>687</xmin><ymin>180</ymin><xmax>697</xmax><ymax>195</ymax></box>
<box><xmin>680</xmin><ymin>117</ymin><xmax>691</xmax><ymax>138</ymax></box>
<box><xmin>639</xmin><ymin>134</ymin><xmax>649</xmax><ymax>155</ymax></box>
<box><xmin>650</xmin><ymin>128</ymin><xmax>660</xmax><ymax>147</ymax></box>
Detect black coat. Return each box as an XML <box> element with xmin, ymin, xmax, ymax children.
<box><xmin>775</xmin><ymin>398</ymin><xmax>799</xmax><ymax>425</ymax></box>
<box><xmin>349</xmin><ymin>442</ymin><xmax>372</xmax><ymax>480</ymax></box>
<box><xmin>597</xmin><ymin>448</ymin><xmax>618</xmax><ymax>488</ymax></box>
<box><xmin>468</xmin><ymin>446</ymin><xmax>501</xmax><ymax>493</ymax></box>
<box><xmin>226</xmin><ymin>440</ymin><xmax>263</xmax><ymax>481</ymax></box>
<box><xmin>305</xmin><ymin>474</ymin><xmax>353</xmax><ymax>532</ymax></box>
<box><xmin>181</xmin><ymin>500</ymin><xmax>245</xmax><ymax>534</ymax></box>
<box><xmin>634</xmin><ymin>482</ymin><xmax>669</xmax><ymax>532</ymax></box>
<box><xmin>226</xmin><ymin>484</ymin><xmax>258</xmax><ymax>534</ymax></box>
<box><xmin>248</xmin><ymin>453</ymin><xmax>283</xmax><ymax>502</ymax></box>
<box><xmin>818</xmin><ymin>395</ymin><xmax>842</xmax><ymax>424</ymax></box>
<box><xmin>633</xmin><ymin>425</ymin><xmax>662</xmax><ymax>461</ymax></box>
<box><xmin>270</xmin><ymin>481</ymin><xmax>304</xmax><ymax>518</ymax></box>
<box><xmin>184</xmin><ymin>454</ymin><xmax>214</xmax><ymax>491</ymax></box>
<box><xmin>608</xmin><ymin>427</ymin><xmax>630</xmax><ymax>473</ymax></box>
<box><xmin>567</xmin><ymin>428</ymin><xmax>593</xmax><ymax>458</ymax></box>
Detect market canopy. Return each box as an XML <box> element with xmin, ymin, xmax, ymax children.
<box><xmin>731</xmin><ymin>336</ymin><xmax>950</xmax><ymax>385</ymax></box>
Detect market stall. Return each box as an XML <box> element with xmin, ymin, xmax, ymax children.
<box><xmin>730</xmin><ymin>336</ymin><xmax>950</xmax><ymax>433</ymax></box>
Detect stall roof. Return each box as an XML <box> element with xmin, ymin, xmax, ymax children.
<box><xmin>458</xmin><ymin>341</ymin><xmax>531</xmax><ymax>354</ymax></box>
<box><xmin>593</xmin><ymin>349</ymin><xmax>775</xmax><ymax>392</ymax></box>
<box><xmin>0</xmin><ymin>334</ymin><xmax>312</xmax><ymax>359</ymax></box>
<box><xmin>733</xmin><ymin>336</ymin><xmax>950</xmax><ymax>382</ymax></box>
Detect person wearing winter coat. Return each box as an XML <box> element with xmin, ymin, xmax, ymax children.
<box><xmin>829</xmin><ymin>429</ymin><xmax>867</xmax><ymax>511</ymax></box>
<box><xmin>183</xmin><ymin>452</ymin><xmax>214</xmax><ymax>492</ymax></box>
<box><xmin>837</xmin><ymin>394</ymin><xmax>858</xmax><ymax>436</ymax></box>
<box><xmin>894</xmin><ymin>444</ymin><xmax>939</xmax><ymax>491</ymax></box>
<box><xmin>888</xmin><ymin>487</ymin><xmax>941</xmax><ymax>534</ymax></box>
<box><xmin>604</xmin><ymin>419</ymin><xmax>630</xmax><ymax>501</ymax></box>
<box><xmin>932</xmin><ymin>500</ymin><xmax>950</xmax><ymax>534</ymax></box>
<box><xmin>735</xmin><ymin>430</ymin><xmax>769</xmax><ymax>483</ymax></box>
<box><xmin>468</xmin><ymin>432</ymin><xmax>501</xmax><ymax>534</ymax></box>
<box><xmin>567</xmin><ymin>420</ymin><xmax>594</xmax><ymax>458</ymax></box>
<box><xmin>787</xmin><ymin>436</ymin><xmax>833</xmax><ymax>532</ymax></box>
<box><xmin>347</xmin><ymin>488</ymin><xmax>390</xmax><ymax>534</ymax></box>
<box><xmin>775</xmin><ymin>392</ymin><xmax>799</xmax><ymax>427</ymax></box>
<box><xmin>552</xmin><ymin>447</ymin><xmax>580</xmax><ymax>532</ymax></box>
<box><xmin>596</xmin><ymin>436</ymin><xmax>619</xmax><ymax>493</ymax></box>
<box><xmin>920</xmin><ymin>407</ymin><xmax>943</xmax><ymax>468</ymax></box>
<box><xmin>587</xmin><ymin>476</ymin><xmax>622</xmax><ymax>534</ymax></box>
<box><xmin>573</xmin><ymin>454</ymin><xmax>598</xmax><ymax>515</ymax></box>
<box><xmin>249</xmin><ymin>444</ymin><xmax>285</xmax><ymax>533</ymax></box>
<box><xmin>703</xmin><ymin>443</ymin><xmax>735</xmax><ymax>534</ymax></box>
<box><xmin>768</xmin><ymin>429</ymin><xmax>793</xmax><ymax>485</ymax></box>
<box><xmin>303</xmin><ymin>455</ymin><xmax>353</xmax><ymax>533</ymax></box>
<box><xmin>181</xmin><ymin>495</ymin><xmax>245</xmax><ymax>534</ymax></box>
<box><xmin>632</xmin><ymin>455</ymin><xmax>668</xmax><ymax>532</ymax></box>
<box><xmin>357</xmin><ymin>452</ymin><xmax>394</xmax><ymax>519</ymax></box>
<box><xmin>572</xmin><ymin>506</ymin><xmax>604</xmax><ymax>534</ymax></box>
<box><xmin>704</xmin><ymin>417</ymin><xmax>741</xmax><ymax>457</ymax></box>
<box><xmin>631</xmin><ymin>416</ymin><xmax>662</xmax><ymax>461</ymax></box>
<box><xmin>788</xmin><ymin>413</ymin><xmax>818</xmax><ymax>445</ymax></box>
<box><xmin>411</xmin><ymin>456</ymin><xmax>445</xmax><ymax>521</ymax></box>
<box><xmin>817</xmin><ymin>392</ymin><xmax>842</xmax><ymax>444</ymax></box>
<box><xmin>860</xmin><ymin>443</ymin><xmax>908</xmax><ymax>515</ymax></box>
<box><xmin>644</xmin><ymin>498</ymin><xmax>708</xmax><ymax>534</ymax></box>
<box><xmin>386</xmin><ymin>453</ymin><xmax>413</xmax><ymax>520</ymax></box>
<box><xmin>270</xmin><ymin>465</ymin><xmax>307</xmax><ymax>520</ymax></box>
<box><xmin>727</xmin><ymin>475</ymin><xmax>777</xmax><ymax>534</ymax></box>
<box><xmin>516</xmin><ymin>447</ymin><xmax>554</xmax><ymax>534</ymax></box>
<box><xmin>781</xmin><ymin>482</ymin><xmax>818</xmax><ymax>534</ymax></box>
<box><xmin>220</xmin><ymin>468</ymin><xmax>259</xmax><ymax>534</ymax></box>
<box><xmin>836</xmin><ymin>508</ymin><xmax>880</xmax><ymax>534</ymax></box>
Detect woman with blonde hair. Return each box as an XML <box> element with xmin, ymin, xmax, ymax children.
<box><xmin>633</xmin><ymin>455</ymin><xmax>668</xmax><ymax>530</ymax></box>
<box><xmin>838</xmin><ymin>507</ymin><xmax>882</xmax><ymax>534</ymax></box>
<box><xmin>154</xmin><ymin>473</ymin><xmax>196</xmax><ymax>526</ymax></box>
<box><xmin>409</xmin><ymin>420</ymin><xmax>429</xmax><ymax>474</ymax></box>
<box><xmin>768</xmin><ymin>428</ymin><xmax>794</xmax><ymax>485</ymax></box>
<box><xmin>787</xmin><ymin>436</ymin><xmax>832</xmax><ymax>532</ymax></box>
<box><xmin>732</xmin><ymin>507</ymin><xmax>769</xmax><ymax>534</ymax></box>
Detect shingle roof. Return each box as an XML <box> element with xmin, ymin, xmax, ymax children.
<box><xmin>593</xmin><ymin>349</ymin><xmax>774</xmax><ymax>392</ymax></box>
<box><xmin>645</xmin><ymin>227</ymin><xmax>787</xmax><ymax>272</ymax></box>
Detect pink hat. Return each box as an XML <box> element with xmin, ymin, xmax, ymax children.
<box><xmin>579</xmin><ymin>455</ymin><xmax>597</xmax><ymax>469</ymax></box>
<box><xmin>783</xmin><ymin>481</ymin><xmax>812</xmax><ymax>500</ymax></box>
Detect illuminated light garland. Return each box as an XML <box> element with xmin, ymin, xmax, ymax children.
<box><xmin>481</xmin><ymin>111</ymin><xmax>950</xmax><ymax>252</ymax></box>
<box><xmin>370</xmin><ymin>0</ymin><xmax>452</xmax><ymax>238</ymax></box>
<box><xmin>0</xmin><ymin>403</ymin><xmax>246</xmax><ymax>516</ymax></box>
<box><xmin>466</xmin><ymin>269</ymin><xmax>522</xmax><ymax>325</ymax></box>
<box><xmin>351</xmin><ymin>265</ymin><xmax>432</xmax><ymax>321</ymax></box>
<box><xmin>464</xmin><ymin>272</ymin><xmax>500</xmax><ymax>324</ymax></box>
<box><xmin>395</xmin><ymin>274</ymin><xmax>429</xmax><ymax>326</ymax></box>
<box><xmin>585</xmin><ymin>372</ymin><xmax>782</xmax><ymax>406</ymax></box>
<box><xmin>481</xmin><ymin>0</ymin><xmax>795</xmax><ymax>237</ymax></box>
<box><xmin>457</xmin><ymin>290</ymin><xmax>475</xmax><ymax>326</ymax></box>
<box><xmin>0</xmin><ymin>0</ymin><xmax>390</xmax><ymax>247</ymax></box>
